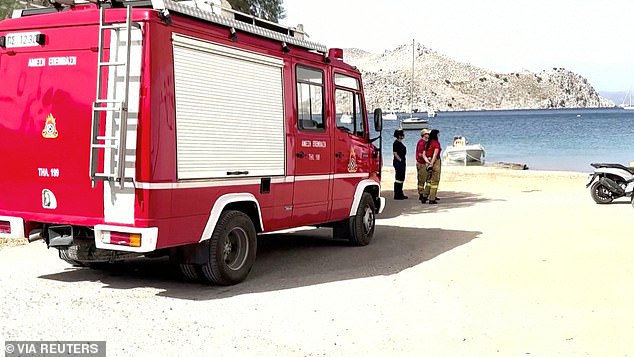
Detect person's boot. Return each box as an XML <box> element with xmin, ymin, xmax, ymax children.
<box><xmin>394</xmin><ymin>183</ymin><xmax>407</xmax><ymax>200</ymax></box>
<box><xmin>397</xmin><ymin>183</ymin><xmax>408</xmax><ymax>199</ymax></box>
<box><xmin>419</xmin><ymin>194</ymin><xmax>427</xmax><ymax>203</ymax></box>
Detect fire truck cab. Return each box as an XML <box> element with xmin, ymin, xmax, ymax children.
<box><xmin>0</xmin><ymin>0</ymin><xmax>385</xmax><ymax>285</ymax></box>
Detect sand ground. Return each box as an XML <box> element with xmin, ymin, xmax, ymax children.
<box><xmin>1</xmin><ymin>166</ymin><xmax>633</xmax><ymax>356</ymax></box>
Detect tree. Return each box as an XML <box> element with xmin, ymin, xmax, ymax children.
<box><xmin>227</xmin><ymin>0</ymin><xmax>285</xmax><ymax>23</ymax></box>
<box><xmin>1</xmin><ymin>0</ymin><xmax>50</xmax><ymax>20</ymax></box>
<box><xmin>0</xmin><ymin>0</ymin><xmax>16</xmax><ymax>20</ymax></box>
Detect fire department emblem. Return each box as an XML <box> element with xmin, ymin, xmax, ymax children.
<box><xmin>42</xmin><ymin>114</ymin><xmax>58</xmax><ymax>139</ymax></box>
<box><xmin>347</xmin><ymin>148</ymin><xmax>358</xmax><ymax>173</ymax></box>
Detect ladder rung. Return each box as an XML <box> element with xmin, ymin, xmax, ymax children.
<box><xmin>99</xmin><ymin>61</ymin><xmax>127</xmax><ymax>66</ymax></box>
<box><xmin>92</xmin><ymin>144</ymin><xmax>119</xmax><ymax>149</ymax></box>
<box><xmin>94</xmin><ymin>173</ymin><xmax>115</xmax><ymax>178</ymax></box>
<box><xmin>95</xmin><ymin>99</ymin><xmax>122</xmax><ymax>104</ymax></box>
<box><xmin>101</xmin><ymin>22</ymin><xmax>142</xmax><ymax>30</ymax></box>
<box><xmin>93</xmin><ymin>107</ymin><xmax>121</xmax><ymax>112</ymax></box>
<box><xmin>101</xmin><ymin>24</ymin><xmax>128</xmax><ymax>30</ymax></box>
<box><xmin>96</xmin><ymin>136</ymin><xmax>119</xmax><ymax>141</ymax></box>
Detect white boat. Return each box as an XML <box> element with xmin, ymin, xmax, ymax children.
<box><xmin>383</xmin><ymin>111</ymin><xmax>398</xmax><ymax>120</ymax></box>
<box><xmin>427</xmin><ymin>108</ymin><xmax>437</xmax><ymax>118</ymax></box>
<box><xmin>443</xmin><ymin>136</ymin><xmax>485</xmax><ymax>163</ymax></box>
<box><xmin>399</xmin><ymin>117</ymin><xmax>429</xmax><ymax>130</ymax></box>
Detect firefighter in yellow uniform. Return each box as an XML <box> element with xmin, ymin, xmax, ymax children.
<box><xmin>421</xmin><ymin>129</ymin><xmax>441</xmax><ymax>204</ymax></box>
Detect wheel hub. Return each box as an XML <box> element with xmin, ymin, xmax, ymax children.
<box><xmin>223</xmin><ymin>227</ymin><xmax>249</xmax><ymax>271</ymax></box>
<box><xmin>363</xmin><ymin>207</ymin><xmax>374</xmax><ymax>233</ymax></box>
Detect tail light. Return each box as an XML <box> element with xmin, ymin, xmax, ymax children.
<box><xmin>101</xmin><ymin>231</ymin><xmax>141</xmax><ymax>248</ymax></box>
<box><xmin>0</xmin><ymin>221</ymin><xmax>11</xmax><ymax>234</ymax></box>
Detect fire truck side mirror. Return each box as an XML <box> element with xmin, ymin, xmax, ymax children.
<box><xmin>373</xmin><ymin>108</ymin><xmax>383</xmax><ymax>132</ymax></box>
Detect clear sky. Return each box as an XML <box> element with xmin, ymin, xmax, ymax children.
<box><xmin>281</xmin><ymin>0</ymin><xmax>634</xmax><ymax>92</ymax></box>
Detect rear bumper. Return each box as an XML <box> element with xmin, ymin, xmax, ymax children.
<box><xmin>95</xmin><ymin>225</ymin><xmax>158</xmax><ymax>253</ymax></box>
<box><xmin>0</xmin><ymin>214</ymin><xmax>158</xmax><ymax>253</ymax></box>
<box><xmin>0</xmin><ymin>216</ymin><xmax>25</xmax><ymax>239</ymax></box>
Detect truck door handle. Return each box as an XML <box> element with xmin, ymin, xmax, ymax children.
<box><xmin>335</xmin><ymin>152</ymin><xmax>344</xmax><ymax>158</ymax></box>
<box><xmin>296</xmin><ymin>151</ymin><xmax>305</xmax><ymax>158</ymax></box>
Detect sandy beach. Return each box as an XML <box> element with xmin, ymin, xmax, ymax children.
<box><xmin>1</xmin><ymin>165</ymin><xmax>634</xmax><ymax>356</ymax></box>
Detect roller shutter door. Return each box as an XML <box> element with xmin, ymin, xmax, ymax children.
<box><xmin>172</xmin><ymin>34</ymin><xmax>285</xmax><ymax>179</ymax></box>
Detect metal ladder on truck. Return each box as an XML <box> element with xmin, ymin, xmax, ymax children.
<box><xmin>89</xmin><ymin>5</ymin><xmax>138</xmax><ymax>189</ymax></box>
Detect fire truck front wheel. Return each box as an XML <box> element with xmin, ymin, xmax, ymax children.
<box><xmin>349</xmin><ymin>192</ymin><xmax>376</xmax><ymax>246</ymax></box>
<box><xmin>198</xmin><ymin>210</ymin><xmax>257</xmax><ymax>285</ymax></box>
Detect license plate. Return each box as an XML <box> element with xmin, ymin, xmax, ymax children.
<box><xmin>5</xmin><ymin>32</ymin><xmax>42</xmax><ymax>48</ymax></box>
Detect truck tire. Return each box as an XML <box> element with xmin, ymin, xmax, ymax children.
<box><xmin>179</xmin><ymin>264</ymin><xmax>199</xmax><ymax>281</ymax></box>
<box><xmin>58</xmin><ymin>248</ymin><xmax>85</xmax><ymax>267</ymax></box>
<box><xmin>348</xmin><ymin>192</ymin><xmax>376</xmax><ymax>246</ymax></box>
<box><xmin>590</xmin><ymin>181</ymin><xmax>614</xmax><ymax>204</ymax></box>
<box><xmin>198</xmin><ymin>210</ymin><xmax>257</xmax><ymax>285</ymax></box>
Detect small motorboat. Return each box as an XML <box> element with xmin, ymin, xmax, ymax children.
<box><xmin>427</xmin><ymin>108</ymin><xmax>437</xmax><ymax>118</ymax></box>
<box><xmin>399</xmin><ymin>117</ymin><xmax>429</xmax><ymax>130</ymax></box>
<box><xmin>383</xmin><ymin>111</ymin><xmax>398</xmax><ymax>120</ymax></box>
<box><xmin>443</xmin><ymin>136</ymin><xmax>485</xmax><ymax>163</ymax></box>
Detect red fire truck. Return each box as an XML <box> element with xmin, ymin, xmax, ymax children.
<box><xmin>0</xmin><ymin>0</ymin><xmax>385</xmax><ymax>285</ymax></box>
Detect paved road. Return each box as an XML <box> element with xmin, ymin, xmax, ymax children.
<box><xmin>1</xmin><ymin>171</ymin><xmax>633</xmax><ymax>356</ymax></box>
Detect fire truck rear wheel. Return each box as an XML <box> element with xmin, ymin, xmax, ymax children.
<box><xmin>179</xmin><ymin>264</ymin><xmax>199</xmax><ymax>281</ymax></box>
<box><xmin>349</xmin><ymin>192</ymin><xmax>376</xmax><ymax>246</ymax></box>
<box><xmin>198</xmin><ymin>210</ymin><xmax>257</xmax><ymax>285</ymax></box>
<box><xmin>58</xmin><ymin>248</ymin><xmax>85</xmax><ymax>267</ymax></box>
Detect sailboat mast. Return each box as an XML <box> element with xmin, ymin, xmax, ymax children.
<box><xmin>410</xmin><ymin>38</ymin><xmax>414</xmax><ymax>118</ymax></box>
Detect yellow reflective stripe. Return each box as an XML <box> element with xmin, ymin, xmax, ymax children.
<box><xmin>395</xmin><ymin>180</ymin><xmax>404</xmax><ymax>184</ymax></box>
<box><xmin>430</xmin><ymin>184</ymin><xmax>438</xmax><ymax>188</ymax></box>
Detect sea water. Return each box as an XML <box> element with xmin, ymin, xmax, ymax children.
<box><xmin>378</xmin><ymin>108</ymin><xmax>634</xmax><ymax>172</ymax></box>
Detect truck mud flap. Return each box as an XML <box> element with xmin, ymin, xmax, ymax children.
<box><xmin>170</xmin><ymin>241</ymin><xmax>211</xmax><ymax>265</ymax></box>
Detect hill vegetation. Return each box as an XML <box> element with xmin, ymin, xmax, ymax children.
<box><xmin>346</xmin><ymin>43</ymin><xmax>613</xmax><ymax>112</ymax></box>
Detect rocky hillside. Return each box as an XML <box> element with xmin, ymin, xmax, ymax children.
<box><xmin>345</xmin><ymin>43</ymin><xmax>613</xmax><ymax>112</ymax></box>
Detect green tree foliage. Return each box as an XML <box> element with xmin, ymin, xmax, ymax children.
<box><xmin>0</xmin><ymin>0</ymin><xmax>16</xmax><ymax>20</ymax></box>
<box><xmin>227</xmin><ymin>0</ymin><xmax>285</xmax><ymax>23</ymax></box>
<box><xmin>1</xmin><ymin>0</ymin><xmax>50</xmax><ymax>20</ymax></box>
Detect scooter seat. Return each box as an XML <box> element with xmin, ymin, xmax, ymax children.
<box><xmin>590</xmin><ymin>163</ymin><xmax>634</xmax><ymax>175</ymax></box>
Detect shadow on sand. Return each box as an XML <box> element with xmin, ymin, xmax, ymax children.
<box><xmin>380</xmin><ymin>189</ymin><xmax>504</xmax><ymax>219</ymax></box>
<box><xmin>39</xmin><ymin>224</ymin><xmax>481</xmax><ymax>300</ymax></box>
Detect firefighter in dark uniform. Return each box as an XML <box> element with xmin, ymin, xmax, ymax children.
<box><xmin>392</xmin><ymin>128</ymin><xmax>408</xmax><ymax>200</ymax></box>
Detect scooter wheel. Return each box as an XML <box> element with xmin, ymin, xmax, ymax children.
<box><xmin>590</xmin><ymin>181</ymin><xmax>614</xmax><ymax>204</ymax></box>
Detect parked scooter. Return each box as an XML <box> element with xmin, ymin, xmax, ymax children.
<box><xmin>586</xmin><ymin>163</ymin><xmax>634</xmax><ymax>204</ymax></box>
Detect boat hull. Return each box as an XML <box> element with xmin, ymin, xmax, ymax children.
<box><xmin>400</xmin><ymin>119</ymin><xmax>429</xmax><ymax>130</ymax></box>
<box><xmin>384</xmin><ymin>112</ymin><xmax>398</xmax><ymax>120</ymax></box>
<box><xmin>444</xmin><ymin>145</ymin><xmax>485</xmax><ymax>162</ymax></box>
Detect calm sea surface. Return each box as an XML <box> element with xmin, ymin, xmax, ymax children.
<box><xmin>378</xmin><ymin>108</ymin><xmax>634</xmax><ymax>172</ymax></box>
